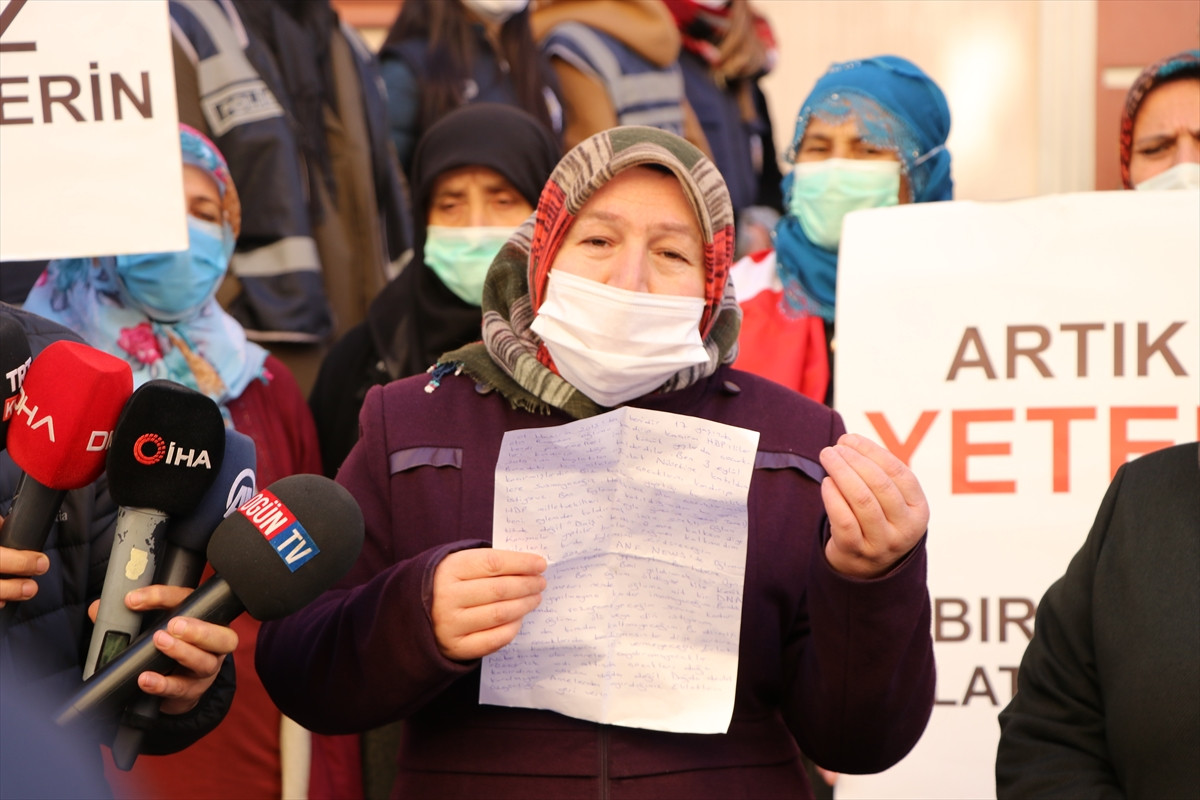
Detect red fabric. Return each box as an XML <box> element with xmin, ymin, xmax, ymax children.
<box><xmin>307</xmin><ymin>732</ymin><xmax>363</xmax><ymax>800</ymax></box>
<box><xmin>528</xmin><ymin>180</ymin><xmax>570</xmax><ymax>313</ymax></box>
<box><xmin>662</xmin><ymin>0</ymin><xmax>730</xmax><ymax>68</ymax></box>
<box><xmin>733</xmin><ymin>288</ymin><xmax>829</xmax><ymax>403</ymax></box>
<box><xmin>703</xmin><ymin>223</ymin><xmax>735</xmax><ymax>336</ymax></box>
<box><xmin>663</xmin><ymin>0</ymin><xmax>777</xmax><ymax>76</ymax></box>
<box><xmin>750</xmin><ymin>10</ymin><xmax>777</xmax><ymax>68</ymax></box>
<box><xmin>102</xmin><ymin>354</ymin><xmax>323</xmax><ymax>799</ymax></box>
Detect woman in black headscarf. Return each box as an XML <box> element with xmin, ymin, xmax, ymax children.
<box><xmin>310</xmin><ymin>103</ymin><xmax>561</xmax><ymax>478</ymax></box>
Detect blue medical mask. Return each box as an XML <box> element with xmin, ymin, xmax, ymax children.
<box><xmin>115</xmin><ymin>217</ymin><xmax>231</xmax><ymax>322</ymax></box>
<box><xmin>423</xmin><ymin>225</ymin><xmax>517</xmax><ymax>306</ymax></box>
<box><xmin>787</xmin><ymin>158</ymin><xmax>901</xmax><ymax>251</ymax></box>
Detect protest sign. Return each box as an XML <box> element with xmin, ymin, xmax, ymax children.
<box><xmin>834</xmin><ymin>190</ymin><xmax>1198</xmax><ymax>799</ymax></box>
<box><xmin>0</xmin><ymin>0</ymin><xmax>184</xmax><ymax>261</ymax></box>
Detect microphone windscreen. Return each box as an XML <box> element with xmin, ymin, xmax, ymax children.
<box><xmin>208</xmin><ymin>474</ymin><xmax>364</xmax><ymax>620</ymax></box>
<box><xmin>6</xmin><ymin>341</ymin><xmax>133</xmax><ymax>489</ymax></box>
<box><xmin>1</xmin><ymin>315</ymin><xmax>32</xmax><ymax>445</ymax></box>
<box><xmin>167</xmin><ymin>428</ymin><xmax>256</xmax><ymax>553</ymax></box>
<box><xmin>106</xmin><ymin>380</ymin><xmax>226</xmax><ymax>514</ymax></box>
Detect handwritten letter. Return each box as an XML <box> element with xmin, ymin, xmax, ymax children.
<box><xmin>480</xmin><ymin>407</ymin><xmax>759</xmax><ymax>733</ymax></box>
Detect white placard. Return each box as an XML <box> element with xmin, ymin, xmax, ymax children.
<box><xmin>0</xmin><ymin>0</ymin><xmax>184</xmax><ymax>261</ymax></box>
<box><xmin>482</xmin><ymin>406</ymin><xmax>759</xmax><ymax>734</ymax></box>
<box><xmin>833</xmin><ymin>190</ymin><xmax>1199</xmax><ymax>799</ymax></box>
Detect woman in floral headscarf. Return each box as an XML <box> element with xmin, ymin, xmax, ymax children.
<box><xmin>730</xmin><ymin>55</ymin><xmax>953</xmax><ymax>405</ymax></box>
<box><xmin>27</xmin><ymin>127</ymin><xmax>255</xmax><ymax>396</ymax></box>
<box><xmin>24</xmin><ymin>124</ymin><xmax>321</xmax><ymax>800</ymax></box>
<box><xmin>25</xmin><ymin>125</ymin><xmax>320</xmax><ymax>485</ymax></box>
<box><xmin>258</xmin><ymin>125</ymin><xmax>935</xmax><ymax>800</ymax></box>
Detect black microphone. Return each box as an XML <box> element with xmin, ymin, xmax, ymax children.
<box><xmin>0</xmin><ymin>314</ymin><xmax>31</xmax><ymax>447</ymax></box>
<box><xmin>55</xmin><ymin>474</ymin><xmax>364</xmax><ymax>728</ymax></box>
<box><xmin>155</xmin><ymin>428</ymin><xmax>257</xmax><ymax>590</ymax></box>
<box><xmin>83</xmin><ymin>381</ymin><xmax>226</xmax><ymax>679</ymax></box>
<box><xmin>109</xmin><ymin>428</ymin><xmax>256</xmax><ymax>770</ymax></box>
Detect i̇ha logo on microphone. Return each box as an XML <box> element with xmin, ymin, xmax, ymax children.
<box><xmin>132</xmin><ymin>432</ymin><xmax>213</xmax><ymax>469</ymax></box>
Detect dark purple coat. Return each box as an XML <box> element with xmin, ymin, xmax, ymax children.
<box><xmin>257</xmin><ymin>366</ymin><xmax>934</xmax><ymax>799</ymax></box>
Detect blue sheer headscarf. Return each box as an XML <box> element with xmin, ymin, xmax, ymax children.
<box><xmin>774</xmin><ymin>55</ymin><xmax>953</xmax><ymax>321</ymax></box>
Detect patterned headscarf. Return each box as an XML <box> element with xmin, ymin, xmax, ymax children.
<box><xmin>438</xmin><ymin>126</ymin><xmax>741</xmax><ymax>419</ymax></box>
<box><xmin>23</xmin><ymin>125</ymin><xmax>266</xmax><ymax>418</ymax></box>
<box><xmin>774</xmin><ymin>55</ymin><xmax>953</xmax><ymax>321</ymax></box>
<box><xmin>1118</xmin><ymin>49</ymin><xmax>1200</xmax><ymax>189</ymax></box>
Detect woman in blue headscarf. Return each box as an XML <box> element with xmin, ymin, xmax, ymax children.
<box><xmin>730</xmin><ymin>55</ymin><xmax>952</xmax><ymax>405</ymax></box>
<box><xmin>25</xmin><ymin>126</ymin><xmax>266</xmax><ymax>408</ymax></box>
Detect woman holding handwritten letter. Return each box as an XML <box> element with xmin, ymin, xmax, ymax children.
<box><xmin>257</xmin><ymin>126</ymin><xmax>935</xmax><ymax>799</ymax></box>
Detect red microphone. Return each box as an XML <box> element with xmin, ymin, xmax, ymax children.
<box><xmin>0</xmin><ymin>341</ymin><xmax>133</xmax><ymax>631</ymax></box>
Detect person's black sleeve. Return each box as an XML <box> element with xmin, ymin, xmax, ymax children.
<box><xmin>995</xmin><ymin>471</ymin><xmax>1125</xmax><ymax>798</ymax></box>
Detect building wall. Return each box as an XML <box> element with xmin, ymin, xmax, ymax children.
<box><xmin>758</xmin><ymin>0</ymin><xmax>1045</xmax><ymax>201</ymax></box>
<box><xmin>331</xmin><ymin>0</ymin><xmax>400</xmax><ymax>49</ymax></box>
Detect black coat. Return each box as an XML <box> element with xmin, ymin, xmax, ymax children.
<box><xmin>996</xmin><ymin>442</ymin><xmax>1200</xmax><ymax>798</ymax></box>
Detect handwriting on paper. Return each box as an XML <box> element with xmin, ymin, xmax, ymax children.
<box><xmin>481</xmin><ymin>406</ymin><xmax>759</xmax><ymax>733</ymax></box>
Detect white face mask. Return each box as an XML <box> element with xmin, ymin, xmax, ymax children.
<box><xmin>530</xmin><ymin>270</ymin><xmax>709</xmax><ymax>408</ymax></box>
<box><xmin>1135</xmin><ymin>161</ymin><xmax>1200</xmax><ymax>191</ymax></box>
<box><xmin>460</xmin><ymin>0</ymin><xmax>529</xmax><ymax>24</ymax></box>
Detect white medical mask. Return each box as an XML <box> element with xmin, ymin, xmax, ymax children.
<box><xmin>423</xmin><ymin>225</ymin><xmax>516</xmax><ymax>305</ymax></box>
<box><xmin>1134</xmin><ymin>161</ymin><xmax>1200</xmax><ymax>191</ymax></box>
<box><xmin>530</xmin><ymin>270</ymin><xmax>709</xmax><ymax>408</ymax></box>
<box><xmin>788</xmin><ymin>158</ymin><xmax>901</xmax><ymax>251</ymax></box>
<box><xmin>460</xmin><ymin>0</ymin><xmax>529</xmax><ymax>24</ymax></box>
